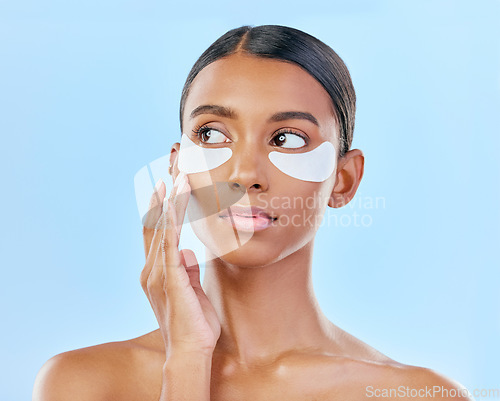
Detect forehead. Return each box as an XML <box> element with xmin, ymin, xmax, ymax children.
<box><xmin>183</xmin><ymin>53</ymin><xmax>337</xmax><ymax>134</ymax></box>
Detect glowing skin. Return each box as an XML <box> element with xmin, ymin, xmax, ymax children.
<box><xmin>177</xmin><ymin>133</ymin><xmax>232</xmax><ymax>174</ymax></box>
<box><xmin>164</xmin><ymin>53</ymin><xmax>363</xmax><ymax>381</ymax></box>
<box><xmin>33</xmin><ymin>36</ymin><xmax>464</xmax><ymax>401</ymax></box>
<box><xmin>268</xmin><ymin>141</ymin><xmax>337</xmax><ymax>182</ymax></box>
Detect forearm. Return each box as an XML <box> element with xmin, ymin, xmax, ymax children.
<box><xmin>159</xmin><ymin>353</ymin><xmax>213</xmax><ymax>401</ymax></box>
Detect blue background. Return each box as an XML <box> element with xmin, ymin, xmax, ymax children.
<box><xmin>1</xmin><ymin>1</ymin><xmax>498</xmax><ymax>399</ymax></box>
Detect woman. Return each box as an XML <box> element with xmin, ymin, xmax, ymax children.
<box><xmin>34</xmin><ymin>25</ymin><xmax>471</xmax><ymax>400</ymax></box>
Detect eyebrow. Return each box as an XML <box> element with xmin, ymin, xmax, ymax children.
<box><xmin>189</xmin><ymin>104</ymin><xmax>320</xmax><ymax>127</ymax></box>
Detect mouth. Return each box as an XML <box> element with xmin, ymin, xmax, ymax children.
<box><xmin>218</xmin><ymin>204</ymin><xmax>278</xmax><ymax>232</ymax></box>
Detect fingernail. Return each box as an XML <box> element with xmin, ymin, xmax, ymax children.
<box><xmin>173</xmin><ymin>172</ymin><xmax>185</xmax><ymax>188</ymax></box>
<box><xmin>183</xmin><ymin>251</ymin><xmax>197</xmax><ymax>268</ymax></box>
<box><xmin>176</xmin><ymin>175</ymin><xmax>189</xmax><ymax>196</ymax></box>
<box><xmin>154</xmin><ymin>178</ymin><xmax>163</xmax><ymax>192</ymax></box>
<box><xmin>163</xmin><ymin>197</ymin><xmax>169</xmax><ymax>215</ymax></box>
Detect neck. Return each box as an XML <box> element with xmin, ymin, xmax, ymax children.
<box><xmin>202</xmin><ymin>239</ymin><xmax>334</xmax><ymax>366</ymax></box>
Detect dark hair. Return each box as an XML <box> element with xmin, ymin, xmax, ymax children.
<box><xmin>179</xmin><ymin>24</ymin><xmax>356</xmax><ymax>159</ymax></box>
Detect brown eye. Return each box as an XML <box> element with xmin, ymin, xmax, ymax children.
<box><xmin>274</xmin><ymin>134</ymin><xmax>286</xmax><ymax>146</ymax></box>
<box><xmin>193</xmin><ymin>126</ymin><xmax>230</xmax><ymax>144</ymax></box>
<box><xmin>272</xmin><ymin>132</ymin><xmax>307</xmax><ymax>149</ymax></box>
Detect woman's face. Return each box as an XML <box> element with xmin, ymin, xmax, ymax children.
<box><xmin>175</xmin><ymin>52</ymin><xmax>339</xmax><ymax>267</ymax></box>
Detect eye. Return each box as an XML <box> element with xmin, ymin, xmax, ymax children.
<box><xmin>192</xmin><ymin>125</ymin><xmax>230</xmax><ymax>144</ymax></box>
<box><xmin>271</xmin><ymin>130</ymin><xmax>307</xmax><ymax>149</ymax></box>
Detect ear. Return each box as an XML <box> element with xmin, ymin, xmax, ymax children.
<box><xmin>328</xmin><ymin>149</ymin><xmax>365</xmax><ymax>208</ymax></box>
<box><xmin>169</xmin><ymin>142</ymin><xmax>181</xmax><ymax>183</ymax></box>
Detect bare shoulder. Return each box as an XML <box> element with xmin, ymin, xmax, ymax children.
<box><xmin>305</xmin><ymin>355</ymin><xmax>473</xmax><ymax>401</ymax></box>
<box><xmin>314</xmin><ymin>325</ymin><xmax>473</xmax><ymax>400</ymax></box>
<box><xmin>327</xmin><ymin>357</ymin><xmax>473</xmax><ymax>401</ymax></box>
<box><xmin>369</xmin><ymin>362</ymin><xmax>473</xmax><ymax>401</ymax></box>
<box><xmin>33</xmin><ymin>331</ymin><xmax>165</xmax><ymax>401</ymax></box>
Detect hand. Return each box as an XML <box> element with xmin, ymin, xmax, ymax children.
<box><xmin>140</xmin><ymin>172</ymin><xmax>221</xmax><ymax>357</ymax></box>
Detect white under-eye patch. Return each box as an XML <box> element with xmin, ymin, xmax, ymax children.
<box><xmin>268</xmin><ymin>141</ymin><xmax>336</xmax><ymax>182</ymax></box>
<box><xmin>178</xmin><ymin>134</ymin><xmax>233</xmax><ymax>174</ymax></box>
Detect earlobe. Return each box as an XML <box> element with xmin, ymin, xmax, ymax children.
<box><xmin>328</xmin><ymin>149</ymin><xmax>365</xmax><ymax>208</ymax></box>
<box><xmin>169</xmin><ymin>143</ymin><xmax>181</xmax><ymax>181</ymax></box>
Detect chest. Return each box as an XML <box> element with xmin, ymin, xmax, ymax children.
<box><xmin>207</xmin><ymin>359</ymin><xmax>350</xmax><ymax>401</ymax></box>
<box><xmin>119</xmin><ymin>352</ymin><xmax>367</xmax><ymax>401</ymax></box>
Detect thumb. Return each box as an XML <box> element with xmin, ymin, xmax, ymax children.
<box><xmin>180</xmin><ymin>249</ymin><xmax>202</xmax><ymax>289</ymax></box>
<box><xmin>143</xmin><ymin>179</ymin><xmax>166</xmax><ymax>230</ymax></box>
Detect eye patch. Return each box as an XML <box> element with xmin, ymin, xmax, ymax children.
<box><xmin>177</xmin><ymin>134</ymin><xmax>336</xmax><ymax>182</ymax></box>
<box><xmin>177</xmin><ymin>134</ymin><xmax>233</xmax><ymax>174</ymax></box>
<box><xmin>268</xmin><ymin>141</ymin><xmax>336</xmax><ymax>182</ymax></box>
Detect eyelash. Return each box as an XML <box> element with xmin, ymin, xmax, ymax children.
<box><xmin>191</xmin><ymin>124</ymin><xmax>220</xmax><ymax>143</ymax></box>
<box><xmin>272</xmin><ymin>129</ymin><xmax>308</xmax><ymax>148</ymax></box>
<box><xmin>191</xmin><ymin>124</ymin><xmax>308</xmax><ymax>147</ymax></box>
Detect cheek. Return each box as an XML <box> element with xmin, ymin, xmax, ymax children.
<box><xmin>188</xmin><ymin>195</ymin><xmax>256</xmax><ymax>260</ymax></box>
<box><xmin>280</xmin><ymin>200</ymin><xmax>325</xmax><ymax>232</ymax></box>
<box><xmin>185</xmin><ymin>177</ymin><xmax>247</xmax><ymax>224</ymax></box>
<box><xmin>268</xmin><ymin>182</ymin><xmax>331</xmax><ymax>234</ymax></box>
<box><xmin>178</xmin><ymin>134</ymin><xmax>232</xmax><ymax>174</ymax></box>
<box><xmin>189</xmin><ymin>214</ymin><xmax>249</xmax><ymax>257</ymax></box>
<box><xmin>268</xmin><ymin>141</ymin><xmax>336</xmax><ymax>182</ymax></box>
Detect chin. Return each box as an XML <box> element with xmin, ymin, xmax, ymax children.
<box><xmin>189</xmin><ymin>218</ymin><xmax>285</xmax><ymax>268</ymax></box>
<box><xmin>193</xmin><ymin>220</ymin><xmax>314</xmax><ymax>269</ymax></box>
<box><xmin>212</xmin><ymin>242</ymin><xmax>285</xmax><ymax>268</ymax></box>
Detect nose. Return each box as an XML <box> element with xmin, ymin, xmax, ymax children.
<box><xmin>226</xmin><ymin>140</ymin><xmax>268</xmax><ymax>193</ymax></box>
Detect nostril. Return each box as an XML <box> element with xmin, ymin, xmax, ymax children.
<box><xmin>229</xmin><ymin>181</ymin><xmax>261</xmax><ymax>190</ymax></box>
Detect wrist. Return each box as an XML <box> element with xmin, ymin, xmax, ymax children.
<box><xmin>163</xmin><ymin>352</ymin><xmax>213</xmax><ymax>376</ymax></box>
<box><xmin>161</xmin><ymin>350</ymin><xmax>213</xmax><ymax>401</ymax></box>
<box><xmin>166</xmin><ymin>346</ymin><xmax>214</xmax><ymax>361</ymax></box>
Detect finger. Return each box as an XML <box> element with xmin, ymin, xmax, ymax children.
<box><xmin>143</xmin><ymin>179</ymin><xmax>166</xmax><ymax>257</ymax></box>
<box><xmin>148</xmin><ymin>230</ymin><xmax>167</xmax><ymax>294</ymax></box>
<box><xmin>169</xmin><ymin>172</ymin><xmax>191</xmax><ymax>241</ymax></box>
<box><xmin>146</xmin><ymin>171</ymin><xmax>187</xmax><ymax>258</ymax></box>
<box><xmin>179</xmin><ymin>249</ymin><xmax>202</xmax><ymax>291</ymax></box>
<box><xmin>168</xmin><ymin>171</ymin><xmax>184</xmax><ymax>202</ymax></box>
<box><xmin>144</xmin><ymin>198</ymin><xmax>178</xmax><ymax>293</ymax></box>
<box><xmin>143</xmin><ymin>171</ymin><xmax>186</xmax><ymax>257</ymax></box>
<box><xmin>144</xmin><ymin>173</ymin><xmax>190</xmax><ymax>292</ymax></box>
<box><xmin>140</xmin><ymin>208</ymin><xmax>167</xmax><ymax>291</ymax></box>
<box><xmin>145</xmin><ymin>179</ymin><xmax>166</xmax><ymax>227</ymax></box>
<box><xmin>162</xmin><ymin>198</ymin><xmax>191</xmax><ymax>290</ymax></box>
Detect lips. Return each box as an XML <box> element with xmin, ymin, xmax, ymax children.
<box><xmin>218</xmin><ymin>204</ymin><xmax>277</xmax><ymax>232</ymax></box>
<box><xmin>219</xmin><ymin>204</ymin><xmax>277</xmax><ymax>220</ymax></box>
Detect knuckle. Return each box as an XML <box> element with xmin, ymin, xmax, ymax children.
<box><xmin>155</xmin><ymin>214</ymin><xmax>166</xmax><ymax>231</ymax></box>
<box><xmin>146</xmin><ymin>276</ymin><xmax>158</xmax><ymax>291</ymax></box>
<box><xmin>171</xmin><ymin>195</ymin><xmax>181</xmax><ymax>208</ymax></box>
<box><xmin>160</xmin><ymin>235</ymin><xmax>171</xmax><ymax>252</ymax></box>
<box><xmin>139</xmin><ymin>266</ymin><xmax>149</xmax><ymax>285</ymax></box>
<box><xmin>140</xmin><ymin>271</ymin><xmax>147</xmax><ymax>287</ymax></box>
<box><xmin>148</xmin><ymin>280</ymin><xmax>166</xmax><ymax>298</ymax></box>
